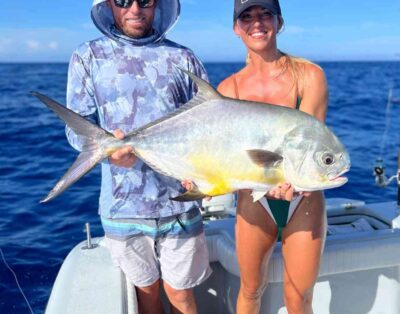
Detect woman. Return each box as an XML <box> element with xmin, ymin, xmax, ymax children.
<box><xmin>219</xmin><ymin>0</ymin><xmax>328</xmax><ymax>313</ymax></box>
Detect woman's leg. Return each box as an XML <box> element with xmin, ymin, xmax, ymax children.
<box><xmin>281</xmin><ymin>191</ymin><xmax>327</xmax><ymax>314</ymax></box>
<box><xmin>236</xmin><ymin>191</ymin><xmax>278</xmax><ymax>314</ymax></box>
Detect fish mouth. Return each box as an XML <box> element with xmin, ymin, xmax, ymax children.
<box><xmin>327</xmin><ymin>168</ymin><xmax>350</xmax><ymax>185</ymax></box>
<box><xmin>329</xmin><ymin>176</ymin><xmax>348</xmax><ymax>185</ymax></box>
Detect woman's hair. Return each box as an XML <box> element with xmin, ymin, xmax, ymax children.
<box><xmin>279</xmin><ymin>52</ymin><xmax>313</xmax><ymax>95</ymax></box>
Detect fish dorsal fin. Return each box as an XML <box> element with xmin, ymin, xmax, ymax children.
<box><xmin>177</xmin><ymin>67</ymin><xmax>222</xmax><ymax>104</ymax></box>
<box><xmin>247</xmin><ymin>149</ymin><xmax>283</xmax><ymax>168</ymax></box>
<box><xmin>126</xmin><ymin>69</ymin><xmax>222</xmax><ymax>136</ymax></box>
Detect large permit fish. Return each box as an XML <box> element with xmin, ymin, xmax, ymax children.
<box><xmin>32</xmin><ymin>69</ymin><xmax>350</xmax><ymax>203</ymax></box>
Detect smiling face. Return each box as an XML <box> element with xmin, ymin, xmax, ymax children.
<box><xmin>108</xmin><ymin>0</ymin><xmax>156</xmax><ymax>39</ymax></box>
<box><xmin>234</xmin><ymin>5</ymin><xmax>282</xmax><ymax>53</ymax></box>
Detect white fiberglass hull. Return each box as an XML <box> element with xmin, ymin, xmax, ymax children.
<box><xmin>46</xmin><ymin>199</ymin><xmax>400</xmax><ymax>314</ymax></box>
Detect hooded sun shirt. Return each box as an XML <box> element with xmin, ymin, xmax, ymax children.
<box><xmin>66</xmin><ymin>0</ymin><xmax>208</xmax><ymax>222</ymax></box>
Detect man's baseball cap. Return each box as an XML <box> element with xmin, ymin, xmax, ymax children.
<box><xmin>234</xmin><ymin>0</ymin><xmax>282</xmax><ymax>21</ymax></box>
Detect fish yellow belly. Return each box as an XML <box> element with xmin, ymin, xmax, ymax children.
<box><xmin>188</xmin><ymin>153</ymin><xmax>285</xmax><ymax>195</ymax></box>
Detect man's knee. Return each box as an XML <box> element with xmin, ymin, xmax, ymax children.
<box><xmin>136</xmin><ymin>280</ymin><xmax>161</xmax><ymax>300</ymax></box>
<box><xmin>166</xmin><ymin>286</ymin><xmax>194</xmax><ymax>303</ymax></box>
<box><xmin>165</xmin><ymin>282</ymin><xmax>195</xmax><ymax>303</ymax></box>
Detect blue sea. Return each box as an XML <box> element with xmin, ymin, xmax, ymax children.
<box><xmin>0</xmin><ymin>61</ymin><xmax>400</xmax><ymax>313</ymax></box>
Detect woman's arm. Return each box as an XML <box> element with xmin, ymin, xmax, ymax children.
<box><xmin>298</xmin><ymin>63</ymin><xmax>328</xmax><ymax>122</ymax></box>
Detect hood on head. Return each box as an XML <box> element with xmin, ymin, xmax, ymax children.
<box><xmin>91</xmin><ymin>0</ymin><xmax>180</xmax><ymax>45</ymax></box>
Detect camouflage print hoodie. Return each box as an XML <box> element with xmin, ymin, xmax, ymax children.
<box><xmin>66</xmin><ymin>0</ymin><xmax>207</xmax><ymax>219</ymax></box>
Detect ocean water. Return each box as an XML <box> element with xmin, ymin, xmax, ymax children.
<box><xmin>1</xmin><ymin>61</ymin><xmax>400</xmax><ymax>313</ymax></box>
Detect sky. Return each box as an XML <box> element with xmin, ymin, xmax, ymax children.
<box><xmin>0</xmin><ymin>0</ymin><xmax>399</xmax><ymax>63</ymax></box>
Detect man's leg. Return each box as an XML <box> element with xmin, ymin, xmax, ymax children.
<box><xmin>158</xmin><ymin>226</ymin><xmax>211</xmax><ymax>314</ymax></box>
<box><xmin>136</xmin><ymin>279</ymin><xmax>164</xmax><ymax>314</ymax></box>
<box><xmin>105</xmin><ymin>235</ymin><xmax>163</xmax><ymax>312</ymax></box>
<box><xmin>163</xmin><ymin>282</ymin><xmax>197</xmax><ymax>314</ymax></box>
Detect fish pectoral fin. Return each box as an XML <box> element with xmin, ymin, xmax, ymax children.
<box><xmin>247</xmin><ymin>149</ymin><xmax>283</xmax><ymax>168</ymax></box>
<box><xmin>170</xmin><ymin>190</ymin><xmax>207</xmax><ymax>202</ymax></box>
<box><xmin>251</xmin><ymin>190</ymin><xmax>268</xmax><ymax>202</ymax></box>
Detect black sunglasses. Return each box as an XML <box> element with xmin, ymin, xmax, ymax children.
<box><xmin>114</xmin><ymin>0</ymin><xmax>155</xmax><ymax>9</ymax></box>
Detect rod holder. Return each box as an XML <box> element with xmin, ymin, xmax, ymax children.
<box><xmin>82</xmin><ymin>222</ymin><xmax>98</xmax><ymax>250</ymax></box>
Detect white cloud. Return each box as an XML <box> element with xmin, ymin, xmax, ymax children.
<box><xmin>0</xmin><ymin>26</ymin><xmax>101</xmax><ymax>62</ymax></box>
<box><xmin>48</xmin><ymin>41</ymin><xmax>59</xmax><ymax>50</ymax></box>
<box><xmin>27</xmin><ymin>40</ymin><xmax>40</xmax><ymax>50</ymax></box>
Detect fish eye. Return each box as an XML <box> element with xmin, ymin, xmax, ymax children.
<box><xmin>322</xmin><ymin>153</ymin><xmax>334</xmax><ymax>165</ymax></box>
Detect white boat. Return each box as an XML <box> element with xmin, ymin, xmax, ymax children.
<box><xmin>45</xmin><ymin>195</ymin><xmax>400</xmax><ymax>314</ymax></box>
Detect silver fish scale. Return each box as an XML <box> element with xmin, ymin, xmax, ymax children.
<box><xmin>126</xmin><ymin>99</ymin><xmax>313</xmax><ymax>184</ymax></box>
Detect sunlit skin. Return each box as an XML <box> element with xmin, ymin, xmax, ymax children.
<box><xmin>107</xmin><ymin>0</ymin><xmax>156</xmax><ymax>39</ymax></box>
<box><xmin>216</xmin><ymin>5</ymin><xmax>328</xmax><ymax>314</ymax></box>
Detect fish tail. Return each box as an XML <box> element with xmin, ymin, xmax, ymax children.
<box><xmin>31</xmin><ymin>92</ymin><xmax>115</xmax><ymax>202</ymax></box>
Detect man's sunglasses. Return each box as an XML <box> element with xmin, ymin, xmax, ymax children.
<box><xmin>114</xmin><ymin>0</ymin><xmax>155</xmax><ymax>9</ymax></box>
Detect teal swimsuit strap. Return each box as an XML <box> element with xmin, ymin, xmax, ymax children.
<box><xmin>295</xmin><ymin>96</ymin><xmax>301</xmax><ymax>109</ymax></box>
<box><xmin>266</xmin><ymin>199</ymin><xmax>290</xmax><ymax>240</ymax></box>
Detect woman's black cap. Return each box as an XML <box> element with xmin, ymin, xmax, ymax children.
<box><xmin>234</xmin><ymin>0</ymin><xmax>282</xmax><ymax>21</ymax></box>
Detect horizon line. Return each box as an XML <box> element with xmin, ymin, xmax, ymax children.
<box><xmin>0</xmin><ymin>59</ymin><xmax>399</xmax><ymax>65</ymax></box>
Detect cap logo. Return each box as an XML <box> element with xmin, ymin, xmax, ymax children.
<box><xmin>241</xmin><ymin>0</ymin><xmax>249</xmax><ymax>3</ymax></box>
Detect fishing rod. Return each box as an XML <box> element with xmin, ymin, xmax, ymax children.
<box><xmin>373</xmin><ymin>88</ymin><xmax>400</xmax><ymax>206</ymax></box>
<box><xmin>373</xmin><ymin>153</ymin><xmax>400</xmax><ymax>205</ymax></box>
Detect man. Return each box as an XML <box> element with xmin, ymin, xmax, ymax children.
<box><xmin>66</xmin><ymin>0</ymin><xmax>211</xmax><ymax>313</ymax></box>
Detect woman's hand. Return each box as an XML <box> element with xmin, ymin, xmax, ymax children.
<box><xmin>109</xmin><ymin>129</ymin><xmax>137</xmax><ymax>168</ymax></box>
<box><xmin>266</xmin><ymin>183</ymin><xmax>311</xmax><ymax>201</ymax></box>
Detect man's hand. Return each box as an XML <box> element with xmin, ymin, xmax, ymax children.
<box><xmin>108</xmin><ymin>129</ymin><xmax>137</xmax><ymax>168</ymax></box>
<box><xmin>181</xmin><ymin>179</ymin><xmax>212</xmax><ymax>201</ymax></box>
